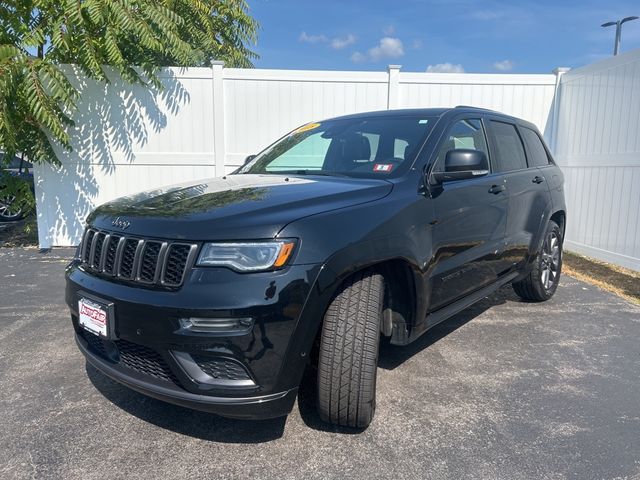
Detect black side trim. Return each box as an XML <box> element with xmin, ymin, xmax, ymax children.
<box><xmin>391</xmin><ymin>271</ymin><xmax>518</xmax><ymax>345</ymax></box>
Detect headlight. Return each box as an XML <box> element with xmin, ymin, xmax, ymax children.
<box><xmin>196</xmin><ymin>240</ymin><xmax>296</xmax><ymax>272</ymax></box>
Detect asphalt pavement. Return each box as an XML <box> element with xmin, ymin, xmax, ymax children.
<box><xmin>0</xmin><ymin>247</ymin><xmax>639</xmax><ymax>479</ymax></box>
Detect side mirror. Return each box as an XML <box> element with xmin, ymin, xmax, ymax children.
<box><xmin>244</xmin><ymin>154</ymin><xmax>256</xmax><ymax>165</ymax></box>
<box><xmin>432</xmin><ymin>149</ymin><xmax>489</xmax><ymax>183</ymax></box>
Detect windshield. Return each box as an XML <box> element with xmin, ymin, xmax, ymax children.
<box><xmin>238</xmin><ymin>115</ymin><xmax>436</xmax><ymax>178</ymax></box>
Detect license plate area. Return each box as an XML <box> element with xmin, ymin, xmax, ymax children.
<box><xmin>77</xmin><ymin>292</ymin><xmax>116</xmax><ymax>339</ymax></box>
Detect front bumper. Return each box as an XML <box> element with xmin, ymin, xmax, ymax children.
<box><xmin>76</xmin><ymin>332</ymin><xmax>298</xmax><ymax>419</ymax></box>
<box><xmin>66</xmin><ymin>260</ymin><xmax>324</xmax><ymax>419</ymax></box>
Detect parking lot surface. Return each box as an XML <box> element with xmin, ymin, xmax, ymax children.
<box><xmin>1</xmin><ymin>248</ymin><xmax>639</xmax><ymax>479</ymax></box>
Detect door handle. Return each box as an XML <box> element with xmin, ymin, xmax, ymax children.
<box><xmin>532</xmin><ymin>176</ymin><xmax>545</xmax><ymax>184</ymax></box>
<box><xmin>488</xmin><ymin>184</ymin><xmax>506</xmax><ymax>194</ymax></box>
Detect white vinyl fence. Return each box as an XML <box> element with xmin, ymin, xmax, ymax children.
<box><xmin>34</xmin><ymin>64</ymin><xmax>560</xmax><ymax>248</ymax></box>
<box><xmin>554</xmin><ymin>49</ymin><xmax>640</xmax><ymax>271</ymax></box>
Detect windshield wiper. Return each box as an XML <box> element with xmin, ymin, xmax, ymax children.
<box><xmin>278</xmin><ymin>170</ymin><xmax>350</xmax><ymax>178</ymax></box>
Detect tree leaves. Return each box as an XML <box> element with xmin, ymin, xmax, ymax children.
<box><xmin>0</xmin><ymin>0</ymin><xmax>259</xmax><ymax>167</ymax></box>
<box><xmin>0</xmin><ymin>169</ymin><xmax>36</xmax><ymax>217</ymax></box>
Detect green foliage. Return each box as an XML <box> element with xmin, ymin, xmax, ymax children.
<box><xmin>0</xmin><ymin>0</ymin><xmax>258</xmax><ymax>165</ymax></box>
<box><xmin>0</xmin><ymin>169</ymin><xmax>35</xmax><ymax>217</ymax></box>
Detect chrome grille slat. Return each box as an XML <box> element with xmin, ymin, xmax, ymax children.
<box><xmin>90</xmin><ymin>230</ymin><xmax>97</xmax><ymax>262</ymax></box>
<box><xmin>131</xmin><ymin>240</ymin><xmax>145</xmax><ymax>280</ymax></box>
<box><xmin>79</xmin><ymin>228</ymin><xmax>196</xmax><ymax>288</ymax></box>
<box><xmin>99</xmin><ymin>234</ymin><xmax>111</xmax><ymax>271</ymax></box>
<box><xmin>80</xmin><ymin>229</ymin><xmax>94</xmax><ymax>264</ymax></box>
<box><xmin>91</xmin><ymin>232</ymin><xmax>106</xmax><ymax>269</ymax></box>
<box><xmin>113</xmin><ymin>237</ymin><xmax>126</xmax><ymax>276</ymax></box>
<box><xmin>154</xmin><ymin>242</ymin><xmax>170</xmax><ymax>284</ymax></box>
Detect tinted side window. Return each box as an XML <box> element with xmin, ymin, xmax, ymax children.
<box><xmin>434</xmin><ymin>118</ymin><xmax>488</xmax><ymax>171</ymax></box>
<box><xmin>490</xmin><ymin>121</ymin><xmax>527</xmax><ymax>172</ymax></box>
<box><xmin>521</xmin><ymin>127</ymin><xmax>550</xmax><ymax>167</ymax></box>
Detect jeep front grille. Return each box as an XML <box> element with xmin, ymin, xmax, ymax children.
<box><xmin>79</xmin><ymin>228</ymin><xmax>198</xmax><ymax>287</ymax></box>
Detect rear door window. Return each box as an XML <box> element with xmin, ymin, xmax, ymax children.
<box><xmin>520</xmin><ymin>127</ymin><xmax>550</xmax><ymax>167</ymax></box>
<box><xmin>489</xmin><ymin>121</ymin><xmax>527</xmax><ymax>172</ymax></box>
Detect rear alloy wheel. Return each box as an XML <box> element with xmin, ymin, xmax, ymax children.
<box><xmin>513</xmin><ymin>220</ymin><xmax>562</xmax><ymax>301</ymax></box>
<box><xmin>316</xmin><ymin>269</ymin><xmax>384</xmax><ymax>428</ymax></box>
<box><xmin>0</xmin><ymin>195</ymin><xmax>24</xmax><ymax>222</ymax></box>
<box><xmin>540</xmin><ymin>230</ymin><xmax>561</xmax><ymax>290</ymax></box>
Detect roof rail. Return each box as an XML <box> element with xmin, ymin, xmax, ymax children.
<box><xmin>454</xmin><ymin>105</ymin><xmax>488</xmax><ymax>110</ymax></box>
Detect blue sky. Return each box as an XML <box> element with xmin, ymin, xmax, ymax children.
<box><xmin>248</xmin><ymin>0</ymin><xmax>640</xmax><ymax>73</ymax></box>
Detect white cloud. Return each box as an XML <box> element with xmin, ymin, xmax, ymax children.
<box><xmin>368</xmin><ymin>37</ymin><xmax>404</xmax><ymax>61</ymax></box>
<box><xmin>383</xmin><ymin>25</ymin><xmax>395</xmax><ymax>35</ymax></box>
<box><xmin>299</xmin><ymin>31</ymin><xmax>327</xmax><ymax>44</ymax></box>
<box><xmin>300</xmin><ymin>31</ymin><xmax>357</xmax><ymax>51</ymax></box>
<box><xmin>426</xmin><ymin>63</ymin><xmax>465</xmax><ymax>73</ymax></box>
<box><xmin>330</xmin><ymin>34</ymin><xmax>356</xmax><ymax>50</ymax></box>
<box><xmin>351</xmin><ymin>37</ymin><xmax>405</xmax><ymax>63</ymax></box>
<box><xmin>351</xmin><ymin>37</ymin><xmax>404</xmax><ymax>63</ymax></box>
<box><xmin>493</xmin><ymin>59</ymin><xmax>514</xmax><ymax>71</ymax></box>
<box><xmin>351</xmin><ymin>51</ymin><xmax>367</xmax><ymax>63</ymax></box>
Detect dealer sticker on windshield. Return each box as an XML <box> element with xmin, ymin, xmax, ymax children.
<box><xmin>373</xmin><ymin>163</ymin><xmax>393</xmax><ymax>172</ymax></box>
<box><xmin>78</xmin><ymin>297</ymin><xmax>109</xmax><ymax>337</ymax></box>
<box><xmin>293</xmin><ymin>122</ymin><xmax>321</xmax><ymax>134</ymax></box>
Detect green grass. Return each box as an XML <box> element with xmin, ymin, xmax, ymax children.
<box><xmin>563</xmin><ymin>251</ymin><xmax>640</xmax><ymax>305</ymax></box>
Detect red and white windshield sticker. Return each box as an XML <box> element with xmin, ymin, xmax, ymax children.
<box><xmin>373</xmin><ymin>163</ymin><xmax>393</xmax><ymax>172</ymax></box>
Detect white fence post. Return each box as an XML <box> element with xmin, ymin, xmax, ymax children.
<box><xmin>211</xmin><ymin>60</ymin><xmax>226</xmax><ymax>176</ymax></box>
<box><xmin>387</xmin><ymin>65</ymin><xmax>401</xmax><ymax>109</ymax></box>
<box><xmin>549</xmin><ymin>67</ymin><xmax>570</xmax><ymax>154</ymax></box>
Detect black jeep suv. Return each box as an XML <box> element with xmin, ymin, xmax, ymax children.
<box><xmin>66</xmin><ymin>107</ymin><xmax>565</xmax><ymax>428</ymax></box>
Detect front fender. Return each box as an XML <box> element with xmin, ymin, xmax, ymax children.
<box><xmin>275</xmin><ymin>236</ymin><xmax>430</xmax><ymax>393</ymax></box>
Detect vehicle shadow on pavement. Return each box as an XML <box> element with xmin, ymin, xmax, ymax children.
<box><xmin>86</xmin><ymin>364</ymin><xmax>287</xmax><ymax>443</ymax></box>
<box><xmin>378</xmin><ymin>285</ymin><xmax>518</xmax><ymax>370</ymax></box>
<box><xmin>86</xmin><ymin>287</ymin><xmax>520</xmax><ymax>437</ymax></box>
<box><xmin>296</xmin><ymin>286</ymin><xmax>520</xmax><ymax>432</ymax></box>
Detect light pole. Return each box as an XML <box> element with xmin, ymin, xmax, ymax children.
<box><xmin>601</xmin><ymin>16</ymin><xmax>639</xmax><ymax>55</ymax></box>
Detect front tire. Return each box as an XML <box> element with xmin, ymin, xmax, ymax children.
<box><xmin>513</xmin><ymin>220</ymin><xmax>563</xmax><ymax>301</ymax></box>
<box><xmin>316</xmin><ymin>269</ymin><xmax>384</xmax><ymax>428</ymax></box>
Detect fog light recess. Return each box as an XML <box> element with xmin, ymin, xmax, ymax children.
<box><xmin>178</xmin><ymin>317</ymin><xmax>254</xmax><ymax>335</ymax></box>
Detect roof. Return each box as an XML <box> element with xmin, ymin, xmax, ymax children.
<box><xmin>325</xmin><ymin>105</ymin><xmax>503</xmax><ymax>122</ymax></box>
<box><xmin>323</xmin><ymin>106</ymin><xmax>541</xmax><ymax>132</ymax></box>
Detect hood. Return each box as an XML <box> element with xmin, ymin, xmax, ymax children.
<box><xmin>87</xmin><ymin>174</ymin><xmax>393</xmax><ymax>240</ymax></box>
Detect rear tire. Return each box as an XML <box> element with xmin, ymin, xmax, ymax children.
<box><xmin>316</xmin><ymin>269</ymin><xmax>384</xmax><ymax>428</ymax></box>
<box><xmin>513</xmin><ymin>220</ymin><xmax>563</xmax><ymax>302</ymax></box>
